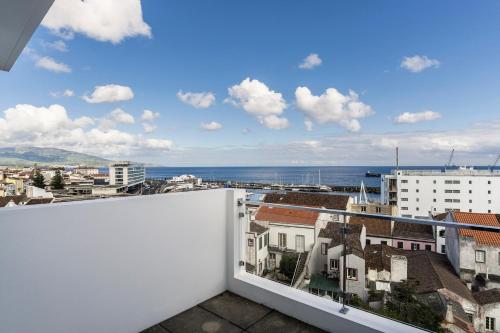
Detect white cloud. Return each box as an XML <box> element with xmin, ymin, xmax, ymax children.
<box><xmin>242</xmin><ymin>128</ymin><xmax>251</xmax><ymax>134</ymax></box>
<box><xmin>143</xmin><ymin>123</ymin><xmax>157</xmax><ymax>133</ymax></box>
<box><xmin>42</xmin><ymin>40</ymin><xmax>68</xmax><ymax>52</ymax></box>
<box><xmin>401</xmin><ymin>55</ymin><xmax>440</xmax><ymax>73</ymax></box>
<box><xmin>83</xmin><ymin>84</ymin><xmax>134</xmax><ymax>103</ymax></box>
<box><xmin>304</xmin><ymin>119</ymin><xmax>313</xmax><ymax>131</ymax></box>
<box><xmin>394</xmin><ymin>111</ymin><xmax>442</xmax><ymax>124</ymax></box>
<box><xmin>0</xmin><ymin>104</ymin><xmax>173</xmax><ymax>157</ymax></box>
<box><xmin>225</xmin><ymin>78</ymin><xmax>288</xmax><ymax>130</ymax></box>
<box><xmin>299</xmin><ymin>53</ymin><xmax>322</xmax><ymax>70</ymax></box>
<box><xmin>141</xmin><ymin>109</ymin><xmax>160</xmax><ymax>121</ymax></box>
<box><xmin>151</xmin><ymin>121</ymin><xmax>500</xmax><ymax>166</ymax></box>
<box><xmin>295</xmin><ymin>86</ymin><xmax>374</xmax><ymax>132</ymax></box>
<box><xmin>36</xmin><ymin>56</ymin><xmax>71</xmax><ymax>73</ymax></box>
<box><xmin>200</xmin><ymin>121</ymin><xmax>222</xmax><ymax>131</ymax></box>
<box><xmin>41</xmin><ymin>0</ymin><xmax>152</xmax><ymax>44</ymax></box>
<box><xmin>50</xmin><ymin>89</ymin><xmax>75</xmax><ymax>98</ymax></box>
<box><xmin>177</xmin><ymin>91</ymin><xmax>216</xmax><ymax>109</ymax></box>
<box><xmin>109</xmin><ymin>108</ymin><xmax>135</xmax><ymax>124</ymax></box>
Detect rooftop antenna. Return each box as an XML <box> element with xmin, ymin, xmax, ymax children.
<box><xmin>490</xmin><ymin>154</ymin><xmax>500</xmax><ymax>172</ymax></box>
<box><xmin>396</xmin><ymin>147</ymin><xmax>399</xmax><ymax>171</ymax></box>
<box><xmin>359</xmin><ymin>181</ymin><xmax>368</xmax><ymax>204</ymax></box>
<box><xmin>445</xmin><ymin>148</ymin><xmax>455</xmax><ymax>170</ymax></box>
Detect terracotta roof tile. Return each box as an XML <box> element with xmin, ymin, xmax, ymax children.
<box><xmin>453</xmin><ymin>212</ymin><xmax>500</xmax><ymax>246</ymax></box>
<box><xmin>473</xmin><ymin>288</ymin><xmax>500</xmax><ymax>305</ymax></box>
<box><xmin>264</xmin><ymin>192</ymin><xmax>349</xmax><ymax>210</ymax></box>
<box><xmin>249</xmin><ymin>222</ymin><xmax>268</xmax><ymax>235</ymax></box>
<box><xmin>349</xmin><ymin>216</ymin><xmax>391</xmax><ymax>237</ymax></box>
<box><xmin>255</xmin><ymin>206</ymin><xmax>319</xmax><ymax>226</ymax></box>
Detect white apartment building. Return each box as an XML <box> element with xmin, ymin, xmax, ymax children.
<box><xmin>381</xmin><ymin>167</ymin><xmax>500</xmax><ymax>254</ymax></box>
<box><xmin>109</xmin><ymin>162</ymin><xmax>145</xmax><ymax>187</ymax></box>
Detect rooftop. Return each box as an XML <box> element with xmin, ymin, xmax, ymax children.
<box><xmin>392</xmin><ymin>221</ymin><xmax>434</xmax><ymax>241</ymax></box>
<box><xmin>453</xmin><ymin>212</ymin><xmax>500</xmax><ymax>246</ymax></box>
<box><xmin>473</xmin><ymin>288</ymin><xmax>500</xmax><ymax>305</ymax></box>
<box><xmin>349</xmin><ymin>216</ymin><xmax>391</xmax><ymax>238</ymax></box>
<box><xmin>249</xmin><ymin>221</ymin><xmax>268</xmax><ymax>235</ymax></box>
<box><xmin>263</xmin><ymin>192</ymin><xmax>350</xmax><ymax>210</ymax></box>
<box><xmin>141</xmin><ymin>291</ymin><xmax>325</xmax><ymax>333</ymax></box>
<box><xmin>255</xmin><ymin>206</ymin><xmax>319</xmax><ymax>226</ymax></box>
<box><xmin>364</xmin><ymin>244</ymin><xmax>406</xmax><ymax>273</ymax></box>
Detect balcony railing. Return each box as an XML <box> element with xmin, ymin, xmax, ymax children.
<box><xmin>1</xmin><ymin>189</ymin><xmax>496</xmax><ymax>332</ymax></box>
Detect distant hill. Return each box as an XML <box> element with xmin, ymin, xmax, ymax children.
<box><xmin>0</xmin><ymin>147</ymin><xmax>112</xmax><ymax>167</ymax></box>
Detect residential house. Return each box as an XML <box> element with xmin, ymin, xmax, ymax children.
<box><xmin>254</xmin><ymin>206</ymin><xmax>319</xmax><ymax>269</ymax></box>
<box><xmin>364</xmin><ymin>244</ymin><xmax>407</xmax><ymax>293</ymax></box>
<box><xmin>0</xmin><ymin>195</ymin><xmax>27</xmax><ymax>208</ymax></box>
<box><xmin>310</xmin><ymin>222</ymin><xmax>367</xmax><ymax>300</ymax></box>
<box><xmin>245</xmin><ymin>222</ymin><xmax>269</xmax><ymax>275</ymax></box>
<box><xmin>407</xmin><ymin>251</ymin><xmax>478</xmax><ymax>333</ymax></box>
<box><xmin>446</xmin><ymin>212</ymin><xmax>500</xmax><ymax>291</ymax></box>
<box><xmin>350</xmin><ymin>201</ymin><xmax>396</xmax><ymax>216</ymax></box>
<box><xmin>474</xmin><ymin>288</ymin><xmax>500</xmax><ymax>333</ymax></box>
<box><xmin>392</xmin><ymin>221</ymin><xmax>435</xmax><ymax>251</ymax></box>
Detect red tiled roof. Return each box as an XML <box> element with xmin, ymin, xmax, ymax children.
<box><xmin>453</xmin><ymin>212</ymin><xmax>500</xmax><ymax>246</ymax></box>
<box><xmin>255</xmin><ymin>206</ymin><xmax>319</xmax><ymax>226</ymax></box>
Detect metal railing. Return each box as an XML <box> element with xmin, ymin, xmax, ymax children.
<box><xmin>239</xmin><ymin>198</ymin><xmax>500</xmax><ymax>330</ymax></box>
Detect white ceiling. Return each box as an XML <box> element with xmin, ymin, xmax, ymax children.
<box><xmin>0</xmin><ymin>0</ymin><xmax>55</xmax><ymax>71</ymax></box>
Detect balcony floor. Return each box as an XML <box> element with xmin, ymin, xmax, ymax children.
<box><xmin>140</xmin><ymin>291</ymin><xmax>326</xmax><ymax>333</ymax></box>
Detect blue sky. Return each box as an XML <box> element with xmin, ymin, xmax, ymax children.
<box><xmin>1</xmin><ymin>0</ymin><xmax>500</xmax><ymax>166</ymax></box>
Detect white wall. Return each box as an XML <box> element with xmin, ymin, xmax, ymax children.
<box><xmin>268</xmin><ymin>223</ymin><xmax>315</xmax><ymax>252</ymax></box>
<box><xmin>0</xmin><ymin>190</ymin><xmax>232</xmax><ymax>333</ymax></box>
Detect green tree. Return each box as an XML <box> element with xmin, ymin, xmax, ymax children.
<box><xmin>50</xmin><ymin>170</ymin><xmax>65</xmax><ymax>190</ymax></box>
<box><xmin>32</xmin><ymin>170</ymin><xmax>45</xmax><ymax>189</ymax></box>
<box><xmin>279</xmin><ymin>253</ymin><xmax>298</xmax><ymax>280</ymax></box>
<box><xmin>383</xmin><ymin>280</ymin><xmax>442</xmax><ymax>332</ymax></box>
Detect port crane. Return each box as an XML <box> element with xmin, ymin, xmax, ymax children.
<box><xmin>490</xmin><ymin>154</ymin><xmax>500</xmax><ymax>172</ymax></box>
<box><xmin>445</xmin><ymin>148</ymin><xmax>455</xmax><ymax>170</ymax></box>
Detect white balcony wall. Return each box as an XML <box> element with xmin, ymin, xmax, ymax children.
<box><xmin>0</xmin><ymin>190</ymin><xmax>233</xmax><ymax>333</ymax></box>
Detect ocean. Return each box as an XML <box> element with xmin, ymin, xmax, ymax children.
<box><xmin>144</xmin><ymin>166</ymin><xmax>445</xmax><ymax>187</ymax></box>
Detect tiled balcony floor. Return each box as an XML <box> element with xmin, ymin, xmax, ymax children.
<box><xmin>140</xmin><ymin>291</ymin><xmax>327</xmax><ymax>333</ymax></box>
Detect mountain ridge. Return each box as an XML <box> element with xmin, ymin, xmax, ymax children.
<box><xmin>0</xmin><ymin>147</ymin><xmax>112</xmax><ymax>167</ymax></box>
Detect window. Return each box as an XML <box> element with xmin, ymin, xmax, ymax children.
<box><xmin>401</xmin><ymin>207</ymin><xmax>408</xmax><ymax>211</ymax></box>
<box><xmin>381</xmin><ymin>241</ymin><xmax>387</xmax><ymax>245</ymax></box>
<box><xmin>330</xmin><ymin>259</ymin><xmax>339</xmax><ymax>270</ymax></box>
<box><xmin>401</xmin><ymin>189</ymin><xmax>408</xmax><ymax>192</ymax></box>
<box><xmin>264</xmin><ymin>233</ymin><xmax>268</xmax><ymax>246</ymax></box>
<box><xmin>376</xmin><ymin>207</ymin><xmax>381</xmax><ymax>213</ymax></box>
<box><xmin>259</xmin><ymin>237</ymin><xmax>262</xmax><ymax>250</ymax></box>
<box><xmin>401</xmin><ymin>198</ymin><xmax>408</xmax><ymax>201</ymax></box>
<box><xmin>469</xmin><ymin>180</ymin><xmax>472</xmax><ymax>185</ymax></box>
<box><xmin>248</xmin><ymin>239</ymin><xmax>254</xmax><ymax>247</ymax></box>
<box><xmin>469</xmin><ymin>209</ymin><xmax>472</xmax><ymax>212</ymax></box>
<box><xmin>441</xmin><ymin>245</ymin><xmax>446</xmax><ymax>254</ymax></box>
<box><xmin>416</xmin><ymin>198</ymin><xmax>420</xmax><ymax>202</ymax></box>
<box><xmin>416</xmin><ymin>180</ymin><xmax>420</xmax><ymax>184</ymax></box>
<box><xmin>411</xmin><ymin>243</ymin><xmax>420</xmax><ymax>250</ymax></box>
<box><xmin>433</xmin><ymin>180</ymin><xmax>436</xmax><ymax>184</ymax></box>
<box><xmin>321</xmin><ymin>242</ymin><xmax>328</xmax><ymax>255</ymax></box>
<box><xmin>488</xmin><ymin>210</ymin><xmax>492</xmax><ymax>213</ymax></box>
<box><xmin>488</xmin><ymin>180</ymin><xmax>491</xmax><ymax>185</ymax></box>
<box><xmin>466</xmin><ymin>313</ymin><xmax>473</xmax><ymax>323</ymax></box>
<box><xmin>433</xmin><ymin>198</ymin><xmax>437</xmax><ymax>202</ymax></box>
<box><xmin>366</xmin><ymin>239</ymin><xmax>371</xmax><ymax>245</ymax></box>
<box><xmin>425</xmin><ymin>244</ymin><xmax>432</xmax><ymax>251</ymax></box>
<box><xmin>278</xmin><ymin>233</ymin><xmax>287</xmax><ymax>248</ymax></box>
<box><xmin>486</xmin><ymin>317</ymin><xmax>495</xmax><ymax>330</ymax></box>
<box><xmin>453</xmin><ymin>180</ymin><xmax>460</xmax><ymax>184</ymax></box>
<box><xmin>498</xmin><ymin>252</ymin><xmax>500</xmax><ymax>265</ymax></box>
<box><xmin>433</xmin><ymin>189</ymin><xmax>436</xmax><ymax>193</ymax></box>
<box><xmin>488</xmin><ymin>190</ymin><xmax>491</xmax><ymax>194</ymax></box>
<box><xmin>445</xmin><ymin>180</ymin><xmax>452</xmax><ymax>184</ymax></box>
<box><xmin>439</xmin><ymin>230</ymin><xmax>445</xmax><ymax>237</ymax></box>
<box><xmin>416</xmin><ymin>207</ymin><xmax>420</xmax><ymax>211</ymax></box>
<box><xmin>401</xmin><ymin>179</ymin><xmax>408</xmax><ymax>183</ymax></box>
<box><xmin>397</xmin><ymin>241</ymin><xmax>404</xmax><ymax>249</ymax></box>
<box><xmin>402</xmin><ymin>214</ymin><xmax>412</xmax><ymax>218</ymax></box>
<box><xmin>469</xmin><ymin>189</ymin><xmax>472</xmax><ymax>194</ymax></box>
<box><xmin>361</xmin><ymin>206</ymin><xmax>366</xmax><ymax>212</ymax></box>
<box><xmin>475</xmin><ymin>250</ymin><xmax>486</xmax><ymax>263</ymax></box>
<box><xmin>346</xmin><ymin>268</ymin><xmax>358</xmax><ymax>280</ymax></box>
<box><xmin>489</xmin><ymin>200</ymin><xmax>492</xmax><ymax>204</ymax></box>
<box><xmin>416</xmin><ymin>189</ymin><xmax>419</xmax><ymax>193</ymax></box>
<box><xmin>469</xmin><ymin>199</ymin><xmax>472</xmax><ymax>203</ymax></box>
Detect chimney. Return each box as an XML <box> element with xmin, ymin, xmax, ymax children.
<box><xmin>445</xmin><ymin>302</ymin><xmax>454</xmax><ymax>323</ymax></box>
